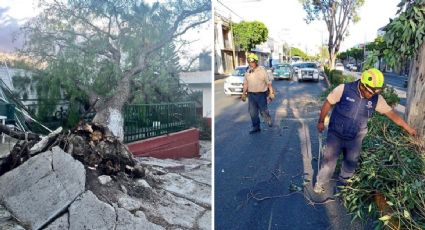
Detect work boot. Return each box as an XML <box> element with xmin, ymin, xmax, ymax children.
<box><xmin>313</xmin><ymin>183</ymin><xmax>325</xmax><ymax>194</ymax></box>
<box><xmin>249</xmin><ymin>128</ymin><xmax>261</xmax><ymax>134</ymax></box>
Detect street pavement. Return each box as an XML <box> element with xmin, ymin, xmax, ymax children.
<box><xmin>215</xmin><ymin>77</ymin><xmax>372</xmax><ymax>230</ymax></box>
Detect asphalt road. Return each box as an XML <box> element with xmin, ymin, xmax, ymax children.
<box><xmin>214</xmin><ymin>77</ymin><xmax>371</xmax><ymax>230</ymax></box>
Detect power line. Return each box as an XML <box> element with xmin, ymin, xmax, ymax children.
<box><xmin>216</xmin><ymin>0</ymin><xmax>244</xmax><ymax>20</ymax></box>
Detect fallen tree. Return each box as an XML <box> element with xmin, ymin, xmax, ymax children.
<box><xmin>0</xmin><ymin>122</ymin><xmax>143</xmax><ymax>178</ymax></box>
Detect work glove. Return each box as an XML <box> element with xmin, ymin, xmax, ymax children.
<box><xmin>241</xmin><ymin>93</ymin><xmax>247</xmax><ymax>102</ymax></box>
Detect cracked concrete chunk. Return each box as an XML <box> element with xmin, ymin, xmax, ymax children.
<box><xmin>140</xmin><ymin>191</ymin><xmax>204</xmax><ymax>228</ymax></box>
<box><xmin>118</xmin><ymin>196</ymin><xmax>142</xmax><ymax>211</ymax></box>
<box><xmin>44</xmin><ymin>213</ymin><xmax>69</xmax><ymax>230</ymax></box>
<box><xmin>159</xmin><ymin>173</ymin><xmax>211</xmax><ymax>208</ymax></box>
<box><xmin>138</xmin><ymin>158</ymin><xmax>185</xmax><ymax>171</ymax></box>
<box><xmin>116</xmin><ymin>208</ymin><xmax>164</xmax><ymax>230</ymax></box>
<box><xmin>197</xmin><ymin>211</ymin><xmax>211</xmax><ymax>230</ymax></box>
<box><xmin>0</xmin><ymin>147</ymin><xmax>85</xmax><ymax>230</ymax></box>
<box><xmin>68</xmin><ymin>191</ymin><xmax>116</xmax><ymax>230</ymax></box>
<box><xmin>98</xmin><ymin>175</ymin><xmax>112</xmax><ymax>185</ymax></box>
<box><xmin>180</xmin><ymin>164</ymin><xmax>211</xmax><ymax>186</ymax></box>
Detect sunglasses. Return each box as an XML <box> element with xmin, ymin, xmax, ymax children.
<box><xmin>362</xmin><ymin>83</ymin><xmax>383</xmax><ymax>94</ymax></box>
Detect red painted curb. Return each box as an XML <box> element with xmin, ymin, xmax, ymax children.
<box><xmin>126</xmin><ymin>128</ymin><xmax>200</xmax><ymax>159</ymax></box>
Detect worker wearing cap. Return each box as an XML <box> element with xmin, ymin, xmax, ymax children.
<box><xmin>241</xmin><ymin>53</ymin><xmax>274</xmax><ymax>134</ymax></box>
<box><xmin>314</xmin><ymin>68</ymin><xmax>417</xmax><ymax>193</ymax></box>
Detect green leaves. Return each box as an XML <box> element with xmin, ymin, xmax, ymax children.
<box><xmin>232</xmin><ymin>21</ymin><xmax>268</xmax><ymax>52</ymax></box>
<box><xmin>382</xmin><ymin>1</ymin><xmax>425</xmax><ymax>66</ymax></box>
<box><xmin>379</xmin><ymin>215</ymin><xmax>391</xmax><ymax>221</ymax></box>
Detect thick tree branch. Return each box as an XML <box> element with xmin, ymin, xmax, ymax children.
<box><xmin>0</xmin><ymin>124</ymin><xmax>40</xmax><ymax>141</ymax></box>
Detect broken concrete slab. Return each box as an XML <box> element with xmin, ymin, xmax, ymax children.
<box><xmin>68</xmin><ymin>191</ymin><xmax>116</xmax><ymax>230</ymax></box>
<box><xmin>44</xmin><ymin>213</ymin><xmax>69</xmax><ymax>230</ymax></box>
<box><xmin>140</xmin><ymin>190</ymin><xmax>204</xmax><ymax>229</ymax></box>
<box><xmin>117</xmin><ymin>196</ymin><xmax>142</xmax><ymax>211</ymax></box>
<box><xmin>158</xmin><ymin>173</ymin><xmax>211</xmax><ymax>208</ymax></box>
<box><xmin>197</xmin><ymin>211</ymin><xmax>212</xmax><ymax>230</ymax></box>
<box><xmin>0</xmin><ymin>147</ymin><xmax>85</xmax><ymax>230</ymax></box>
<box><xmin>137</xmin><ymin>157</ymin><xmax>185</xmax><ymax>172</ymax></box>
<box><xmin>116</xmin><ymin>207</ymin><xmax>164</xmax><ymax>230</ymax></box>
<box><xmin>180</xmin><ymin>164</ymin><xmax>211</xmax><ymax>186</ymax></box>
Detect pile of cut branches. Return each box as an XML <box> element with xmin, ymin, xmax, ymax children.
<box><xmin>339</xmin><ymin>114</ymin><xmax>425</xmax><ymax>229</ymax></box>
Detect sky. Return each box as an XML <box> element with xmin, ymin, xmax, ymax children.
<box><xmin>215</xmin><ymin>0</ymin><xmax>400</xmax><ymax>54</ymax></box>
<box><xmin>0</xmin><ymin>0</ymin><xmax>212</xmax><ymax>69</ymax></box>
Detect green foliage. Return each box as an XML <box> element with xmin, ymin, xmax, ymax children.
<box><xmin>329</xmin><ymin>69</ymin><xmax>344</xmax><ymax>85</ymax></box>
<box><xmin>324</xmin><ymin>65</ymin><xmax>331</xmax><ymax>77</ymax></box>
<box><xmin>381</xmin><ymin>86</ymin><xmax>401</xmax><ymax>107</ymax></box>
<box><xmin>381</xmin><ymin>1</ymin><xmax>425</xmax><ymax>67</ymax></box>
<box><xmin>291</xmin><ymin>47</ymin><xmax>308</xmax><ymax>60</ymax></box>
<box><xmin>339</xmin><ymin>114</ymin><xmax>425</xmax><ymax>229</ymax></box>
<box><xmin>300</xmin><ymin>0</ymin><xmax>365</xmax><ymax>68</ymax></box>
<box><xmin>232</xmin><ymin>21</ymin><xmax>268</xmax><ymax>52</ymax></box>
<box><xmin>338</xmin><ymin>48</ymin><xmax>364</xmax><ymax>64</ymax></box>
<box><xmin>18</xmin><ymin>0</ymin><xmax>210</xmax><ymax>128</ymax></box>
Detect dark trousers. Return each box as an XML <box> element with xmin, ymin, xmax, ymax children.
<box><xmin>316</xmin><ymin>130</ymin><xmax>367</xmax><ymax>185</ymax></box>
<box><xmin>248</xmin><ymin>92</ymin><xmax>268</xmax><ymax>130</ymax></box>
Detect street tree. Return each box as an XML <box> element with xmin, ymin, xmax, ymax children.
<box><xmin>232</xmin><ymin>21</ymin><xmax>268</xmax><ymax>56</ymax></box>
<box><xmin>300</xmin><ymin>0</ymin><xmax>365</xmax><ymax>69</ymax></box>
<box><xmin>365</xmin><ymin>36</ymin><xmax>386</xmax><ymax>70</ymax></box>
<box><xmin>380</xmin><ymin>0</ymin><xmax>425</xmax><ymax>136</ymax></box>
<box><xmin>290</xmin><ymin>47</ymin><xmax>308</xmax><ymax>60</ymax></box>
<box><xmin>18</xmin><ymin>0</ymin><xmax>211</xmax><ymax>140</ymax></box>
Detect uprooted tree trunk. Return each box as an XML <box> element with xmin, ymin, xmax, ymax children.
<box><xmin>0</xmin><ymin>121</ymin><xmax>144</xmax><ymax>178</ymax></box>
<box><xmin>91</xmin><ymin>75</ymin><xmax>132</xmax><ymax>141</ymax></box>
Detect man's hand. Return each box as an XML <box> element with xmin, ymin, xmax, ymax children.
<box><xmin>406</xmin><ymin>127</ymin><xmax>417</xmax><ymax>136</ymax></box>
<box><xmin>268</xmin><ymin>91</ymin><xmax>275</xmax><ymax>100</ymax></box>
<box><xmin>241</xmin><ymin>93</ymin><xmax>247</xmax><ymax>102</ymax></box>
<box><xmin>317</xmin><ymin>122</ymin><xmax>325</xmax><ymax>132</ymax></box>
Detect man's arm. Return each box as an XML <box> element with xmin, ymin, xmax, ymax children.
<box><xmin>243</xmin><ymin>79</ymin><xmax>248</xmax><ymax>95</ymax></box>
<box><xmin>384</xmin><ymin>110</ymin><xmax>417</xmax><ymax>136</ymax></box>
<box><xmin>317</xmin><ymin>99</ymin><xmax>333</xmax><ymax>132</ymax></box>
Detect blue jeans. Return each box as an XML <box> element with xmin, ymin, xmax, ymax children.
<box><xmin>248</xmin><ymin>92</ymin><xmax>268</xmax><ymax>130</ymax></box>
<box><xmin>316</xmin><ymin>130</ymin><xmax>367</xmax><ymax>185</ymax></box>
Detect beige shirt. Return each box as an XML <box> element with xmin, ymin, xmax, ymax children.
<box><xmin>244</xmin><ymin>67</ymin><xmax>270</xmax><ymax>93</ymax></box>
<box><xmin>327</xmin><ymin>84</ymin><xmax>392</xmax><ymax>114</ymax></box>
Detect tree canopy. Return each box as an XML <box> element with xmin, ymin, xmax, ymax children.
<box><xmin>18</xmin><ymin>0</ymin><xmax>211</xmax><ymax>134</ymax></box>
<box><xmin>232</xmin><ymin>21</ymin><xmax>268</xmax><ymax>52</ymax></box>
<box><xmin>300</xmin><ymin>0</ymin><xmax>365</xmax><ymax>69</ymax></box>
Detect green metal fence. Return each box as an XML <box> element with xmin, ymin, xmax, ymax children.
<box><xmin>123</xmin><ymin>102</ymin><xmax>197</xmax><ymax>143</ymax></box>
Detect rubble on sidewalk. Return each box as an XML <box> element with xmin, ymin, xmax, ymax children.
<box><xmin>0</xmin><ymin>123</ymin><xmax>211</xmax><ymax>230</ymax></box>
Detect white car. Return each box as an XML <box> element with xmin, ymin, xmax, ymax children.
<box><xmin>224</xmin><ymin>66</ymin><xmax>247</xmax><ymax>95</ymax></box>
<box><xmin>292</xmin><ymin>62</ymin><xmax>320</xmax><ymax>82</ymax></box>
<box><xmin>335</xmin><ymin>63</ymin><xmax>345</xmax><ymax>72</ymax></box>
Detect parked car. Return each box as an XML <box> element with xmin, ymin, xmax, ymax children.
<box><xmin>335</xmin><ymin>63</ymin><xmax>345</xmax><ymax>71</ymax></box>
<box><xmin>292</xmin><ymin>62</ymin><xmax>320</xmax><ymax>82</ymax></box>
<box><xmin>224</xmin><ymin>66</ymin><xmax>247</xmax><ymax>95</ymax></box>
<box><xmin>273</xmin><ymin>63</ymin><xmax>293</xmax><ymax>80</ymax></box>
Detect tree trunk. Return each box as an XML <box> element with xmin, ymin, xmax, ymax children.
<box><xmin>406</xmin><ymin>43</ymin><xmax>425</xmax><ymax>137</ymax></box>
<box><xmin>329</xmin><ymin>49</ymin><xmax>336</xmax><ymax>69</ymax></box>
<box><xmin>92</xmin><ymin>75</ymin><xmax>131</xmax><ymax>141</ymax></box>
